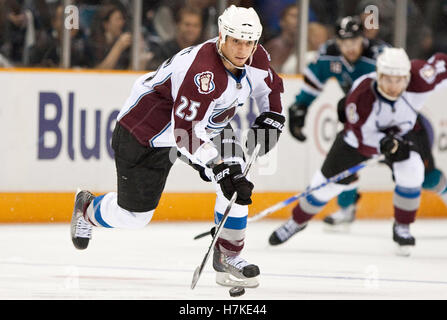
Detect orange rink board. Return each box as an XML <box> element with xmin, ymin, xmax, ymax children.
<box><xmin>0</xmin><ymin>191</ymin><xmax>446</xmax><ymax>223</ymax></box>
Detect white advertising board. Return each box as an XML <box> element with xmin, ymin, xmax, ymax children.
<box><xmin>1</xmin><ymin>70</ymin><xmax>446</xmax><ymax>193</ymax></box>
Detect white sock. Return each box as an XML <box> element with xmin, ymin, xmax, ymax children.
<box><xmin>87</xmin><ymin>192</ymin><xmax>154</xmax><ymax>229</ymax></box>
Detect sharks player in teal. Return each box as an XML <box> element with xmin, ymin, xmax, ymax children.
<box><xmin>288</xmin><ymin>16</ymin><xmax>388</xmax><ymax>228</ymax></box>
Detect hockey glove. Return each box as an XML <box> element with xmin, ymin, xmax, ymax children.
<box><xmin>247</xmin><ymin>111</ymin><xmax>285</xmax><ymax>156</ymax></box>
<box><xmin>191</xmin><ymin>163</ymin><xmax>212</xmax><ymax>182</ymax></box>
<box><xmin>337</xmin><ymin>97</ymin><xmax>347</xmax><ymax>123</ymax></box>
<box><xmin>213</xmin><ymin>162</ymin><xmax>254</xmax><ymax>205</ymax></box>
<box><xmin>288</xmin><ymin>102</ymin><xmax>308</xmax><ymax>142</ymax></box>
<box><xmin>379</xmin><ymin>135</ymin><xmax>411</xmax><ymax>163</ymax></box>
<box><xmin>177</xmin><ymin>151</ymin><xmax>213</xmax><ymax>182</ymax></box>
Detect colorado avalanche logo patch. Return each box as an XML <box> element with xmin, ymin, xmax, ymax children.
<box><xmin>194</xmin><ymin>71</ymin><xmax>215</xmax><ymax>94</ymax></box>
<box><xmin>419</xmin><ymin>64</ymin><xmax>436</xmax><ymax>84</ymax></box>
<box><xmin>209</xmin><ymin>106</ymin><xmax>237</xmax><ymax>127</ymax></box>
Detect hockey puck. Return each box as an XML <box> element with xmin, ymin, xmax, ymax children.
<box><xmin>229</xmin><ymin>286</ymin><xmax>245</xmax><ymax>297</ymax></box>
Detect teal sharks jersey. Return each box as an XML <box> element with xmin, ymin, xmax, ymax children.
<box><xmin>296</xmin><ymin>38</ymin><xmax>389</xmax><ymax>107</ymax></box>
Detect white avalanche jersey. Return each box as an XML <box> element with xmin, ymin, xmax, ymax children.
<box><xmin>343</xmin><ymin>53</ymin><xmax>447</xmax><ymax>156</ymax></box>
<box><xmin>117</xmin><ymin>38</ymin><xmax>284</xmax><ymax>165</ymax></box>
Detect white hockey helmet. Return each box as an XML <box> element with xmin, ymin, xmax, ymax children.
<box><xmin>218</xmin><ymin>5</ymin><xmax>262</xmax><ymax>44</ymax></box>
<box><xmin>376</xmin><ymin>47</ymin><xmax>411</xmax><ymax>77</ymax></box>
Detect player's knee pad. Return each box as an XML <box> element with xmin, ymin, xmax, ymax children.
<box><xmin>126</xmin><ymin>210</ymin><xmax>154</xmax><ymax>229</ymax></box>
<box><xmin>92</xmin><ymin>192</ymin><xmax>155</xmax><ymax>229</ymax></box>
<box><xmin>109</xmin><ymin>207</ymin><xmax>154</xmax><ymax>229</ymax></box>
<box><xmin>392</xmin><ymin>151</ymin><xmax>424</xmax><ymax>188</ymax></box>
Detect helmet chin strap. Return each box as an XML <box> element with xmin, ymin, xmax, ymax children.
<box><xmin>217</xmin><ymin>40</ymin><xmax>255</xmax><ymax>70</ymax></box>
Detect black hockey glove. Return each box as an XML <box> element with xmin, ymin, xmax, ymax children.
<box><xmin>177</xmin><ymin>151</ymin><xmax>212</xmax><ymax>182</ymax></box>
<box><xmin>212</xmin><ymin>162</ymin><xmax>254</xmax><ymax>205</ymax></box>
<box><xmin>337</xmin><ymin>97</ymin><xmax>347</xmax><ymax>123</ymax></box>
<box><xmin>247</xmin><ymin>111</ymin><xmax>285</xmax><ymax>156</ymax></box>
<box><xmin>379</xmin><ymin>135</ymin><xmax>411</xmax><ymax>163</ymax></box>
<box><xmin>191</xmin><ymin>163</ymin><xmax>212</xmax><ymax>182</ymax></box>
<box><xmin>288</xmin><ymin>102</ymin><xmax>308</xmax><ymax>142</ymax></box>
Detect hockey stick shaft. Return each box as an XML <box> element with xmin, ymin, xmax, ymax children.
<box><xmin>191</xmin><ymin>144</ymin><xmax>261</xmax><ymax>289</ymax></box>
<box><xmin>193</xmin><ymin>155</ymin><xmax>385</xmax><ymax>239</ymax></box>
<box><xmin>247</xmin><ymin>155</ymin><xmax>385</xmax><ymax>222</ymax></box>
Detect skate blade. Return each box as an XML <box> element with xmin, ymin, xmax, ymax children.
<box><xmin>323</xmin><ymin>223</ymin><xmax>351</xmax><ymax>233</ymax></box>
<box><xmin>395</xmin><ymin>244</ymin><xmax>412</xmax><ymax>257</ymax></box>
<box><xmin>216</xmin><ymin>272</ymin><xmax>259</xmax><ymax>288</ymax></box>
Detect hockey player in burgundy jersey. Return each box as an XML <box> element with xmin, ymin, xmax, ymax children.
<box><xmin>70</xmin><ymin>5</ymin><xmax>285</xmax><ymax>287</ymax></box>
<box><xmin>270</xmin><ymin>47</ymin><xmax>447</xmax><ymax>256</ymax></box>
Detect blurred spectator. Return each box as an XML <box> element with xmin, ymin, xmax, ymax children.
<box><xmin>26</xmin><ymin>0</ymin><xmax>53</xmax><ymax>35</ymax></box>
<box><xmin>356</xmin><ymin>0</ymin><xmax>433</xmax><ymax>59</ymax></box>
<box><xmin>77</xmin><ymin>1</ymin><xmax>101</xmax><ymax>38</ymax></box>
<box><xmin>186</xmin><ymin>0</ymin><xmax>218</xmax><ymax>40</ymax></box>
<box><xmin>423</xmin><ymin>0</ymin><xmax>447</xmax><ymax>54</ymax></box>
<box><xmin>0</xmin><ymin>53</ymin><xmax>13</xmax><ymax>67</ymax></box>
<box><xmin>308</xmin><ymin>22</ymin><xmax>329</xmax><ymax>51</ymax></box>
<box><xmin>29</xmin><ymin>4</ymin><xmax>90</xmax><ymax>68</ymax></box>
<box><xmin>149</xmin><ymin>0</ymin><xmax>217</xmax><ymax>44</ymax></box>
<box><xmin>0</xmin><ymin>0</ymin><xmax>36</xmax><ymax>66</ymax></box>
<box><xmin>88</xmin><ymin>4</ymin><xmax>132</xmax><ymax>69</ymax></box>
<box><xmin>146</xmin><ymin>6</ymin><xmax>203</xmax><ymax>71</ymax></box>
<box><xmin>263</xmin><ymin>4</ymin><xmax>298</xmax><ymax>72</ymax></box>
<box><xmin>141</xmin><ymin>0</ymin><xmax>165</xmax><ymax>40</ymax></box>
<box><xmin>308</xmin><ymin>0</ymin><xmax>340</xmax><ymax>26</ymax></box>
<box><xmin>263</xmin><ymin>4</ymin><xmax>328</xmax><ymax>74</ymax></box>
<box><xmin>252</xmin><ymin>0</ymin><xmax>318</xmax><ymax>43</ymax></box>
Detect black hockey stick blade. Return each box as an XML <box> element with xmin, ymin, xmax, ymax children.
<box><xmin>193</xmin><ymin>230</ymin><xmax>212</xmax><ymax>240</ymax></box>
<box><xmin>193</xmin><ymin>226</ymin><xmax>215</xmax><ymax>240</ymax></box>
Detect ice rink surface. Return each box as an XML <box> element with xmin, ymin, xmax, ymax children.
<box><xmin>0</xmin><ymin>219</ymin><xmax>446</xmax><ymax>300</ymax></box>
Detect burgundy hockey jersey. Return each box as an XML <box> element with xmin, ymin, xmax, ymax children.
<box><xmin>343</xmin><ymin>53</ymin><xmax>447</xmax><ymax>157</ymax></box>
<box><xmin>117</xmin><ymin>37</ymin><xmax>284</xmax><ymax>165</ymax></box>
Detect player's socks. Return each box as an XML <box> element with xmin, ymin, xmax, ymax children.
<box><xmin>323</xmin><ymin>204</ymin><xmax>356</xmax><ymax>226</ymax></box>
<box><xmin>323</xmin><ymin>189</ymin><xmax>359</xmax><ymax>227</ymax></box>
<box><xmin>269</xmin><ymin>218</ymin><xmax>307</xmax><ymax>245</ymax></box>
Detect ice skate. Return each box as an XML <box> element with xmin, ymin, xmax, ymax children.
<box><xmin>393</xmin><ymin>222</ymin><xmax>415</xmax><ymax>257</ymax></box>
<box><xmin>70</xmin><ymin>189</ymin><xmax>95</xmax><ymax>250</ymax></box>
<box><xmin>269</xmin><ymin>218</ymin><xmax>307</xmax><ymax>245</ymax></box>
<box><xmin>323</xmin><ymin>204</ymin><xmax>356</xmax><ymax>233</ymax></box>
<box><xmin>213</xmin><ymin>247</ymin><xmax>260</xmax><ymax>288</ymax></box>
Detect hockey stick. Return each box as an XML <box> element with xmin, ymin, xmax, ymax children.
<box><xmin>191</xmin><ymin>144</ymin><xmax>261</xmax><ymax>290</ymax></box>
<box><xmin>248</xmin><ymin>154</ymin><xmax>385</xmax><ymax>222</ymax></box>
<box><xmin>193</xmin><ymin>154</ymin><xmax>385</xmax><ymax>239</ymax></box>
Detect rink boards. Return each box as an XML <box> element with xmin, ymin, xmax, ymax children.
<box><xmin>0</xmin><ymin>68</ymin><xmax>446</xmax><ymax>222</ymax></box>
